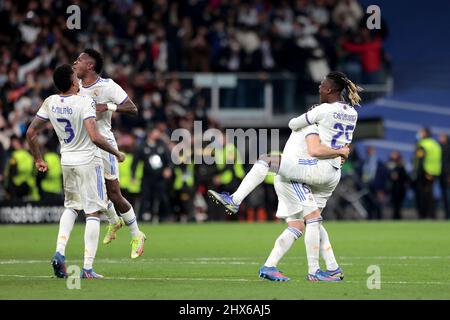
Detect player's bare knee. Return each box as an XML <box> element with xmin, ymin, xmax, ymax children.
<box><xmin>108</xmin><ymin>191</ymin><xmax>123</xmax><ymax>206</ymax></box>
<box><xmin>86</xmin><ymin>212</ymin><xmax>100</xmax><ymax>218</ymax></box>
<box><xmin>287</xmin><ymin>220</ymin><xmax>305</xmax><ymax>234</ymax></box>
<box><xmin>304</xmin><ymin>209</ymin><xmax>321</xmax><ymax>222</ymax></box>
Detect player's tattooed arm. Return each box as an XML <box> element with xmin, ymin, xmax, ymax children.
<box><xmin>26</xmin><ymin>117</ymin><xmax>49</xmax><ymax>172</ymax></box>
<box><xmin>306</xmin><ymin>134</ymin><xmax>350</xmax><ymax>159</ymax></box>
<box><xmin>96</xmin><ymin>98</ymin><xmax>138</xmax><ymax>116</ymax></box>
<box><xmin>84</xmin><ymin>118</ymin><xmax>126</xmax><ymax>162</ymax></box>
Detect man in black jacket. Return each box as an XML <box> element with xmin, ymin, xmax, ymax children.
<box><xmin>131</xmin><ymin>126</ymin><xmax>172</xmax><ymax>222</ymax></box>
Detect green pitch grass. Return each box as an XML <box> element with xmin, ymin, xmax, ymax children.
<box><xmin>0</xmin><ymin>221</ymin><xmax>450</xmax><ymax>299</ymax></box>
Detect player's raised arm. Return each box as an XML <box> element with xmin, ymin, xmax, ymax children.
<box><xmin>288</xmin><ymin>104</ymin><xmax>327</xmax><ymax>131</ymax></box>
<box><xmin>96</xmin><ymin>78</ymin><xmax>138</xmax><ymax>116</ymax></box>
<box><xmin>84</xmin><ymin>117</ymin><xmax>125</xmax><ymax>163</ymax></box>
<box><xmin>306</xmin><ymin>133</ymin><xmax>350</xmax><ymax>159</ymax></box>
<box><xmin>26</xmin><ymin>101</ymin><xmax>51</xmax><ymax>172</ymax></box>
<box><xmin>96</xmin><ymin>98</ymin><xmax>138</xmax><ymax>116</ymax></box>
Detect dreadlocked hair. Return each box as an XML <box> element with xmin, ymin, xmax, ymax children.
<box><xmin>326</xmin><ymin>71</ymin><xmax>363</xmax><ymax>106</ymax></box>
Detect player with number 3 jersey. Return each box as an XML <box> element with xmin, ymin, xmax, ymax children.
<box><xmin>26</xmin><ymin>64</ymin><xmax>126</xmax><ymax>279</ymax></box>
<box><xmin>72</xmin><ymin>49</ymin><xmax>146</xmax><ymax>258</ymax></box>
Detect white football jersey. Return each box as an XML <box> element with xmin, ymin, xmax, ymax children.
<box><xmin>305</xmin><ymin>101</ymin><xmax>357</xmax><ymax>168</ymax></box>
<box><xmin>78</xmin><ymin>78</ymin><xmax>128</xmax><ymax>141</ymax></box>
<box><xmin>37</xmin><ymin>94</ymin><xmax>99</xmax><ymax>166</ymax></box>
<box><xmin>282</xmin><ymin>125</ymin><xmax>319</xmax><ymax>160</ymax></box>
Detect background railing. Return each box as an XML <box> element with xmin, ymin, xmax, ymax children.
<box><xmin>153</xmin><ymin>72</ymin><xmax>393</xmax><ymax>127</ymax></box>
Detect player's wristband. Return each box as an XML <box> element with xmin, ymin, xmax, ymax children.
<box><xmin>107</xmin><ymin>103</ymin><xmax>117</xmax><ymax>112</ymax></box>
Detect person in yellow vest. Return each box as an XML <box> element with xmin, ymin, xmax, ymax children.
<box><xmin>213</xmin><ymin>134</ymin><xmax>245</xmax><ymax>220</ymax></box>
<box><xmin>36</xmin><ymin>147</ymin><xmax>63</xmax><ymax>203</ymax></box>
<box><xmin>4</xmin><ymin>135</ymin><xmax>39</xmax><ymax>201</ymax></box>
<box><xmin>118</xmin><ymin>141</ymin><xmax>144</xmax><ymax>209</ymax></box>
<box><xmin>172</xmin><ymin>153</ymin><xmax>195</xmax><ymax>223</ymax></box>
<box><xmin>413</xmin><ymin>127</ymin><xmax>442</xmax><ymax>219</ymax></box>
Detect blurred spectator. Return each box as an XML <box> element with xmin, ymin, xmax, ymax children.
<box><xmin>359</xmin><ymin>146</ymin><xmax>388</xmax><ymax>219</ymax></box>
<box><xmin>131</xmin><ymin>126</ymin><xmax>172</xmax><ymax>222</ymax></box>
<box><xmin>438</xmin><ymin>133</ymin><xmax>450</xmax><ymax>219</ymax></box>
<box><xmin>3</xmin><ymin>135</ymin><xmax>38</xmax><ymax>201</ymax></box>
<box><xmin>172</xmin><ymin>153</ymin><xmax>195</xmax><ymax>223</ymax></box>
<box><xmin>212</xmin><ymin>133</ymin><xmax>245</xmax><ymax>220</ymax></box>
<box><xmin>118</xmin><ymin>135</ymin><xmax>144</xmax><ymax>209</ymax></box>
<box><xmin>332</xmin><ymin>0</ymin><xmax>364</xmax><ymax>32</ymax></box>
<box><xmin>341</xmin><ymin>27</ymin><xmax>384</xmax><ymax>84</ymax></box>
<box><xmin>386</xmin><ymin>150</ymin><xmax>409</xmax><ymax>220</ymax></box>
<box><xmin>36</xmin><ymin>145</ymin><xmax>63</xmax><ymax>203</ymax></box>
<box><xmin>413</xmin><ymin>128</ymin><xmax>442</xmax><ymax>219</ymax></box>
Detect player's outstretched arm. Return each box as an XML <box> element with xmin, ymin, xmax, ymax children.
<box><xmin>306</xmin><ymin>134</ymin><xmax>349</xmax><ymax>159</ymax></box>
<box><xmin>84</xmin><ymin>118</ymin><xmax>125</xmax><ymax>162</ymax></box>
<box><xmin>26</xmin><ymin>117</ymin><xmax>49</xmax><ymax>172</ymax></box>
<box><xmin>96</xmin><ymin>98</ymin><xmax>138</xmax><ymax>116</ymax></box>
<box><xmin>288</xmin><ymin>105</ymin><xmax>326</xmax><ymax>131</ymax></box>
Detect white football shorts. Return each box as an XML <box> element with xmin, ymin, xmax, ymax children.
<box><xmin>274</xmin><ymin>170</ymin><xmax>341</xmax><ymax>221</ymax></box>
<box><xmin>101</xmin><ymin>138</ymin><xmax>120</xmax><ymax>181</ymax></box>
<box><xmin>62</xmin><ymin>156</ymin><xmax>107</xmax><ymax>214</ymax></box>
<box><xmin>278</xmin><ymin>155</ymin><xmax>341</xmax><ymax>187</ymax></box>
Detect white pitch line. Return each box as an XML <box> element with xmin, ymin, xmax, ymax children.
<box><xmin>0</xmin><ymin>256</ymin><xmax>450</xmax><ymax>265</ymax></box>
<box><xmin>1</xmin><ymin>274</ymin><xmax>450</xmax><ymax>286</ymax></box>
<box><xmin>1</xmin><ymin>256</ymin><xmax>449</xmax><ymax>265</ymax></box>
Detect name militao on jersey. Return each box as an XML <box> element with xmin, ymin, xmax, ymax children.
<box><xmin>37</xmin><ymin>94</ymin><xmax>98</xmax><ymax>166</ymax></box>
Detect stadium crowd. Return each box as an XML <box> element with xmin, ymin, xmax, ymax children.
<box><xmin>2</xmin><ymin>0</ymin><xmax>447</xmax><ymax>222</ymax></box>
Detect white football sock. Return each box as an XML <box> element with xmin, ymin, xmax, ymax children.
<box><xmin>83</xmin><ymin>216</ymin><xmax>100</xmax><ymax>270</ymax></box>
<box><xmin>305</xmin><ymin>217</ymin><xmax>323</xmax><ymax>274</ymax></box>
<box><xmin>120</xmin><ymin>207</ymin><xmax>140</xmax><ymax>238</ymax></box>
<box><xmin>265</xmin><ymin>227</ymin><xmax>302</xmax><ymax>267</ymax></box>
<box><xmin>105</xmin><ymin>201</ymin><xmax>120</xmax><ymax>225</ymax></box>
<box><xmin>56</xmin><ymin>209</ymin><xmax>78</xmax><ymax>256</ymax></box>
<box><xmin>232</xmin><ymin>160</ymin><xmax>269</xmax><ymax>205</ymax></box>
<box><xmin>320</xmin><ymin>225</ymin><xmax>339</xmax><ymax>271</ymax></box>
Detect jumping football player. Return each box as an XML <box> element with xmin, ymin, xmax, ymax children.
<box><xmin>259</xmin><ymin>125</ymin><xmax>345</xmax><ymax>282</ymax></box>
<box><xmin>72</xmin><ymin>49</ymin><xmax>146</xmax><ymax>258</ymax></box>
<box><xmin>26</xmin><ymin>64</ymin><xmax>126</xmax><ymax>278</ymax></box>
<box><xmin>209</xmin><ymin>71</ymin><xmax>362</xmax><ymax>281</ymax></box>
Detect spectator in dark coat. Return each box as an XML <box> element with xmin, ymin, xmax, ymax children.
<box><xmin>359</xmin><ymin>146</ymin><xmax>388</xmax><ymax>219</ymax></box>
<box><xmin>386</xmin><ymin>150</ymin><xmax>409</xmax><ymax>220</ymax></box>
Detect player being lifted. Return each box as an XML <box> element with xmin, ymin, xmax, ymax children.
<box><xmin>26</xmin><ymin>64</ymin><xmax>126</xmax><ymax>278</ymax></box>
<box><xmin>209</xmin><ymin>71</ymin><xmax>362</xmax><ymax>281</ymax></box>
<box><xmin>72</xmin><ymin>49</ymin><xmax>146</xmax><ymax>258</ymax></box>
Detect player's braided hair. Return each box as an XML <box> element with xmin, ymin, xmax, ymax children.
<box><xmin>326</xmin><ymin>71</ymin><xmax>363</xmax><ymax>106</ymax></box>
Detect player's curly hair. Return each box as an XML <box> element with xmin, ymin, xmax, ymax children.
<box><xmin>83</xmin><ymin>48</ymin><xmax>103</xmax><ymax>74</ymax></box>
<box><xmin>53</xmin><ymin>64</ymin><xmax>73</xmax><ymax>92</ymax></box>
<box><xmin>326</xmin><ymin>71</ymin><xmax>363</xmax><ymax>106</ymax></box>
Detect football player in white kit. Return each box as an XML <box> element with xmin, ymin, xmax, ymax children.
<box><xmin>26</xmin><ymin>64</ymin><xmax>126</xmax><ymax>279</ymax></box>
<box><xmin>209</xmin><ymin>71</ymin><xmax>362</xmax><ymax>281</ymax></box>
<box><xmin>72</xmin><ymin>49</ymin><xmax>146</xmax><ymax>259</ymax></box>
